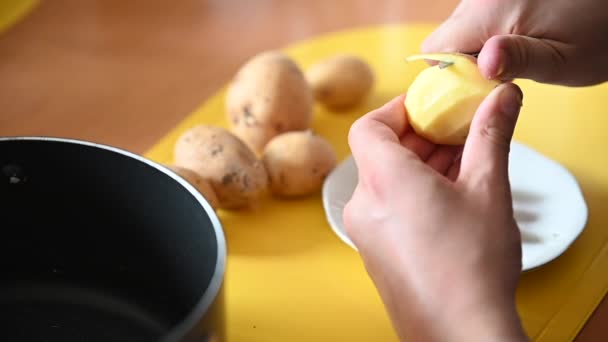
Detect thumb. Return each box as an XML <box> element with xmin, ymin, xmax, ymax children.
<box><xmin>478</xmin><ymin>35</ymin><xmax>569</xmax><ymax>83</ymax></box>
<box><xmin>421</xmin><ymin>2</ymin><xmax>485</xmax><ymax>55</ymax></box>
<box><xmin>459</xmin><ymin>83</ymin><xmax>523</xmax><ymax>187</ymax></box>
<box><xmin>421</xmin><ymin>17</ymin><xmax>483</xmax><ymax>55</ymax></box>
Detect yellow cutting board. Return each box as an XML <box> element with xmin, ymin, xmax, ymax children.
<box><xmin>146</xmin><ymin>24</ymin><xmax>608</xmax><ymax>342</ymax></box>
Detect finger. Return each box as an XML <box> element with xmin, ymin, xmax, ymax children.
<box><xmin>348</xmin><ymin>95</ymin><xmax>440</xmax><ymax>198</ymax></box>
<box><xmin>348</xmin><ymin>94</ymin><xmax>410</xmax><ymax>170</ymax></box>
<box><xmin>477</xmin><ymin>35</ymin><xmax>570</xmax><ymax>83</ymax></box>
<box><xmin>349</xmin><ymin>94</ymin><xmax>407</xmax><ymax>147</ymax></box>
<box><xmin>447</xmin><ymin>158</ymin><xmax>461</xmax><ymax>182</ymax></box>
<box><xmin>399</xmin><ymin>131</ymin><xmax>437</xmax><ymax>161</ymax></box>
<box><xmin>426</xmin><ymin>145</ymin><xmax>463</xmax><ymax>175</ymax></box>
<box><xmin>459</xmin><ymin>83</ymin><xmax>523</xmax><ymax>187</ymax></box>
<box><xmin>421</xmin><ymin>4</ymin><xmax>485</xmax><ymax>55</ymax></box>
<box><xmin>342</xmin><ymin>183</ymin><xmax>364</xmax><ymax>240</ymax></box>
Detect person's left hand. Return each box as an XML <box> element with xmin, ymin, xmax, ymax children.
<box><xmin>343</xmin><ymin>83</ymin><xmax>527</xmax><ymax>342</ymax></box>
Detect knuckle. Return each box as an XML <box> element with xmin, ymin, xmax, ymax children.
<box><xmin>462</xmin><ymin>157</ymin><xmax>499</xmax><ymax>191</ymax></box>
<box><xmin>494</xmin><ymin>35</ymin><xmax>530</xmax><ymax>79</ymax></box>
<box><xmin>537</xmin><ymin>39</ymin><xmax>568</xmax><ymax>82</ymax></box>
<box><xmin>342</xmin><ymin>200</ymin><xmax>356</xmax><ymax>233</ymax></box>
<box><xmin>358</xmin><ymin>168</ymin><xmax>387</xmax><ymax>201</ymax></box>
<box><xmin>348</xmin><ymin>118</ymin><xmax>368</xmax><ymax>149</ymax></box>
<box><xmin>467</xmin><ymin>171</ymin><xmax>511</xmax><ymax>202</ymax></box>
<box><xmin>479</xmin><ymin>123</ymin><xmax>512</xmax><ymax>153</ymax></box>
<box><xmin>343</xmin><ymin>204</ymin><xmax>363</xmax><ymax>247</ymax></box>
<box><xmin>342</xmin><ymin>190</ymin><xmax>368</xmax><ymax>245</ymax></box>
<box><xmin>511</xmin><ymin>37</ymin><xmax>529</xmax><ymax>76</ymax></box>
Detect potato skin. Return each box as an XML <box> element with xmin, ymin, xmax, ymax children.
<box><xmin>225</xmin><ymin>50</ymin><xmax>313</xmax><ymax>154</ymax></box>
<box><xmin>305</xmin><ymin>54</ymin><xmax>374</xmax><ymax>110</ymax></box>
<box><xmin>262</xmin><ymin>130</ymin><xmax>337</xmax><ymax>197</ymax></box>
<box><xmin>166</xmin><ymin>164</ymin><xmax>220</xmax><ymax>210</ymax></box>
<box><xmin>174</xmin><ymin>125</ymin><xmax>268</xmax><ymax>209</ymax></box>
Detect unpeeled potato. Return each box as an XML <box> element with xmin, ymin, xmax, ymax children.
<box><xmin>305</xmin><ymin>54</ymin><xmax>374</xmax><ymax>110</ymax></box>
<box><xmin>262</xmin><ymin>130</ymin><xmax>337</xmax><ymax>197</ymax></box>
<box><xmin>174</xmin><ymin>125</ymin><xmax>268</xmax><ymax>209</ymax></box>
<box><xmin>404</xmin><ymin>53</ymin><xmax>500</xmax><ymax>145</ymax></box>
<box><xmin>166</xmin><ymin>164</ymin><xmax>220</xmax><ymax>210</ymax></box>
<box><xmin>225</xmin><ymin>50</ymin><xmax>313</xmax><ymax>155</ymax></box>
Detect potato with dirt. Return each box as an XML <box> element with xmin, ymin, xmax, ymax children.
<box><xmin>225</xmin><ymin>50</ymin><xmax>314</xmax><ymax>154</ymax></box>
<box><xmin>166</xmin><ymin>164</ymin><xmax>220</xmax><ymax>210</ymax></box>
<box><xmin>305</xmin><ymin>54</ymin><xmax>375</xmax><ymax>110</ymax></box>
<box><xmin>174</xmin><ymin>125</ymin><xmax>268</xmax><ymax>209</ymax></box>
<box><xmin>262</xmin><ymin>130</ymin><xmax>337</xmax><ymax>197</ymax></box>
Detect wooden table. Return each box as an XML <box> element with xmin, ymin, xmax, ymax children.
<box><xmin>0</xmin><ymin>1</ymin><xmax>604</xmax><ymax>340</ymax></box>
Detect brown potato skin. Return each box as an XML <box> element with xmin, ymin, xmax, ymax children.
<box><xmin>166</xmin><ymin>164</ymin><xmax>220</xmax><ymax>210</ymax></box>
<box><xmin>225</xmin><ymin>50</ymin><xmax>314</xmax><ymax>155</ymax></box>
<box><xmin>174</xmin><ymin>125</ymin><xmax>268</xmax><ymax>209</ymax></box>
<box><xmin>305</xmin><ymin>54</ymin><xmax>374</xmax><ymax>110</ymax></box>
<box><xmin>262</xmin><ymin>130</ymin><xmax>337</xmax><ymax>197</ymax></box>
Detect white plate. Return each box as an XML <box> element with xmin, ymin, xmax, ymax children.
<box><xmin>322</xmin><ymin>141</ymin><xmax>588</xmax><ymax>271</ymax></box>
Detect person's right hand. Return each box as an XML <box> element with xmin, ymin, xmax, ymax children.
<box><xmin>422</xmin><ymin>0</ymin><xmax>608</xmax><ymax>86</ymax></box>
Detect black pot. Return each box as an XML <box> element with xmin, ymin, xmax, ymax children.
<box><xmin>0</xmin><ymin>137</ymin><xmax>226</xmax><ymax>342</ymax></box>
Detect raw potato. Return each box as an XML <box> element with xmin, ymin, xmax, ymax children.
<box><xmin>225</xmin><ymin>50</ymin><xmax>313</xmax><ymax>155</ymax></box>
<box><xmin>166</xmin><ymin>165</ymin><xmax>220</xmax><ymax>210</ymax></box>
<box><xmin>174</xmin><ymin>125</ymin><xmax>268</xmax><ymax>209</ymax></box>
<box><xmin>305</xmin><ymin>54</ymin><xmax>374</xmax><ymax>110</ymax></box>
<box><xmin>262</xmin><ymin>130</ymin><xmax>337</xmax><ymax>197</ymax></box>
<box><xmin>404</xmin><ymin>53</ymin><xmax>500</xmax><ymax>145</ymax></box>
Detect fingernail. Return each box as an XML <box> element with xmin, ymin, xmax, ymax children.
<box><xmin>494</xmin><ymin>45</ymin><xmax>510</xmax><ymax>79</ymax></box>
<box><xmin>495</xmin><ymin>61</ymin><xmax>505</xmax><ymax>78</ymax></box>
<box><xmin>500</xmin><ymin>85</ymin><xmax>523</xmax><ymax>118</ymax></box>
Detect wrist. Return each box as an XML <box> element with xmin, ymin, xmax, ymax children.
<box><xmin>440</xmin><ymin>296</ymin><xmax>528</xmax><ymax>342</ymax></box>
<box><xmin>381</xmin><ymin>289</ymin><xmax>528</xmax><ymax>342</ymax></box>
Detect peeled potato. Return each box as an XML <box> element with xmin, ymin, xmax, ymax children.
<box><xmin>305</xmin><ymin>54</ymin><xmax>374</xmax><ymax>110</ymax></box>
<box><xmin>404</xmin><ymin>53</ymin><xmax>500</xmax><ymax>145</ymax></box>
<box><xmin>174</xmin><ymin>125</ymin><xmax>268</xmax><ymax>209</ymax></box>
<box><xmin>262</xmin><ymin>130</ymin><xmax>337</xmax><ymax>197</ymax></box>
<box><xmin>166</xmin><ymin>164</ymin><xmax>220</xmax><ymax>210</ymax></box>
<box><xmin>226</xmin><ymin>50</ymin><xmax>313</xmax><ymax>155</ymax></box>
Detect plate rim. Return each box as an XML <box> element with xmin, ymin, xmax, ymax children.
<box><xmin>322</xmin><ymin>140</ymin><xmax>589</xmax><ymax>271</ymax></box>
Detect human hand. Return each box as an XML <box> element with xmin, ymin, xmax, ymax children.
<box><xmin>422</xmin><ymin>0</ymin><xmax>608</xmax><ymax>86</ymax></box>
<box><xmin>343</xmin><ymin>83</ymin><xmax>528</xmax><ymax>342</ymax></box>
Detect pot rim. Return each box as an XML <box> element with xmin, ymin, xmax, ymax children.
<box><xmin>0</xmin><ymin>135</ymin><xmax>227</xmax><ymax>341</ymax></box>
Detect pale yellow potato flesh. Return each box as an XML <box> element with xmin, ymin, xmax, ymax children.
<box><xmin>404</xmin><ymin>53</ymin><xmax>500</xmax><ymax>145</ymax></box>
